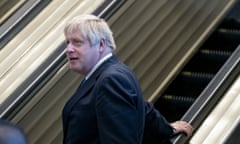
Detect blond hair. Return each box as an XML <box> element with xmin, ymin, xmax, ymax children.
<box><xmin>64</xmin><ymin>14</ymin><xmax>116</xmax><ymax>50</ymax></box>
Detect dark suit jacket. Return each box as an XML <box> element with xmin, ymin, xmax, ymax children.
<box><xmin>62</xmin><ymin>55</ymin><xmax>145</xmax><ymax>144</ymax></box>
<box><xmin>143</xmin><ymin>102</ymin><xmax>174</xmax><ymax>144</ymax></box>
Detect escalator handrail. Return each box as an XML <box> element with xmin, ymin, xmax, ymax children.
<box><xmin>173</xmin><ymin>44</ymin><xmax>240</xmax><ymax>143</ymax></box>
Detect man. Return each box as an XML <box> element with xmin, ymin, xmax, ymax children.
<box><xmin>62</xmin><ymin>14</ymin><xmax>192</xmax><ymax>144</ymax></box>
<box><xmin>0</xmin><ymin>119</ymin><xmax>28</xmax><ymax>144</ymax></box>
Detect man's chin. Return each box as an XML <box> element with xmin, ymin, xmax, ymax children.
<box><xmin>69</xmin><ymin>66</ymin><xmax>82</xmax><ymax>73</ymax></box>
<box><xmin>69</xmin><ymin>65</ymin><xmax>78</xmax><ymax>71</ymax></box>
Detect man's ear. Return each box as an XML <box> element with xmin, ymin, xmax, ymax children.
<box><xmin>99</xmin><ymin>39</ymin><xmax>106</xmax><ymax>52</ymax></box>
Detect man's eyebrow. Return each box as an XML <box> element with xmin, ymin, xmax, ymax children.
<box><xmin>66</xmin><ymin>38</ymin><xmax>85</xmax><ymax>44</ymax></box>
<box><xmin>74</xmin><ymin>37</ymin><xmax>85</xmax><ymax>42</ymax></box>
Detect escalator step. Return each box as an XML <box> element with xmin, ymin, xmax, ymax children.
<box><xmin>184</xmin><ymin>49</ymin><xmax>231</xmax><ymax>73</ymax></box>
<box><xmin>217</xmin><ymin>28</ymin><xmax>240</xmax><ymax>42</ymax></box>
<box><xmin>163</xmin><ymin>71</ymin><xmax>213</xmax><ymax>97</ymax></box>
<box><xmin>198</xmin><ymin>49</ymin><xmax>232</xmax><ymax>64</ymax></box>
<box><xmin>199</xmin><ymin>28</ymin><xmax>239</xmax><ymax>52</ymax></box>
<box><xmin>180</xmin><ymin>71</ymin><xmax>214</xmax><ymax>88</ymax></box>
<box><xmin>161</xmin><ymin>94</ymin><xmax>195</xmax><ymax>104</ymax></box>
<box><xmin>181</xmin><ymin>71</ymin><xmax>214</xmax><ymax>80</ymax></box>
<box><xmin>155</xmin><ymin>95</ymin><xmax>195</xmax><ymax>121</ymax></box>
<box><xmin>200</xmin><ymin>49</ymin><xmax>232</xmax><ymax>57</ymax></box>
<box><xmin>219</xmin><ymin>18</ymin><xmax>240</xmax><ymax>29</ymax></box>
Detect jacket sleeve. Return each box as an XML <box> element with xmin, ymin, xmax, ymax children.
<box><xmin>143</xmin><ymin>102</ymin><xmax>174</xmax><ymax>142</ymax></box>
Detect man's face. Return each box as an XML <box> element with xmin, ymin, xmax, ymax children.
<box><xmin>65</xmin><ymin>29</ymin><xmax>100</xmax><ymax>75</ymax></box>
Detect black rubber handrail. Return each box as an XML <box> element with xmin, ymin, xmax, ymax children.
<box><xmin>172</xmin><ymin>44</ymin><xmax>240</xmax><ymax>143</ymax></box>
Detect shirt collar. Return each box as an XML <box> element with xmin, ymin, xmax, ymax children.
<box><xmin>85</xmin><ymin>53</ymin><xmax>113</xmax><ymax>80</ymax></box>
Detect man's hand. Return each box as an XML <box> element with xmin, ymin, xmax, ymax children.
<box><xmin>170</xmin><ymin>121</ymin><xmax>193</xmax><ymax>137</ymax></box>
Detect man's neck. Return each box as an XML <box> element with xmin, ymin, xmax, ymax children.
<box><xmin>85</xmin><ymin>53</ymin><xmax>113</xmax><ymax>80</ymax></box>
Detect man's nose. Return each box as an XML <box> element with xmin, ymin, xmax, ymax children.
<box><xmin>66</xmin><ymin>43</ymin><xmax>75</xmax><ymax>52</ymax></box>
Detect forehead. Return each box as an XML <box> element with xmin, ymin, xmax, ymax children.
<box><xmin>65</xmin><ymin>28</ymin><xmax>84</xmax><ymax>39</ymax></box>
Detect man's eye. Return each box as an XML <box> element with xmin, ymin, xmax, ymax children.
<box><xmin>73</xmin><ymin>40</ymin><xmax>84</xmax><ymax>46</ymax></box>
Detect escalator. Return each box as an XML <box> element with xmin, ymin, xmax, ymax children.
<box><xmin>154</xmin><ymin>3</ymin><xmax>240</xmax><ymax>122</ymax></box>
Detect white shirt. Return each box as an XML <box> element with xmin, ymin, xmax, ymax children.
<box><xmin>85</xmin><ymin>53</ymin><xmax>113</xmax><ymax>80</ymax></box>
